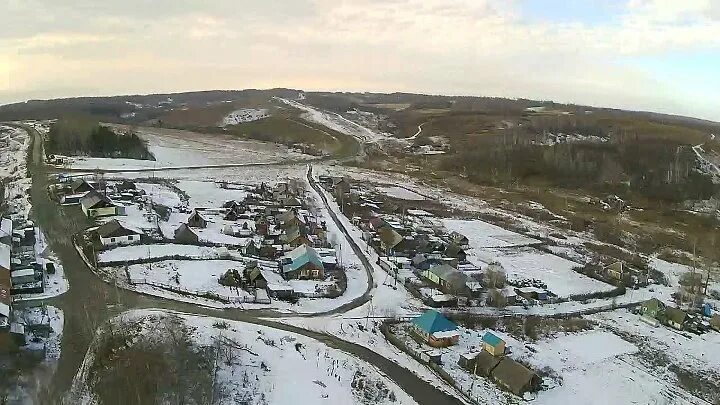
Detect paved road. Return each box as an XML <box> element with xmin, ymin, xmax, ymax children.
<box><xmin>11</xmin><ymin>124</ymin><xmax>463</xmax><ymax>405</ymax></box>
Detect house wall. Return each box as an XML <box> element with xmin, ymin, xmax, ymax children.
<box><xmin>101</xmin><ymin>234</ymin><xmax>140</xmax><ymax>247</ymax></box>
<box><xmin>86</xmin><ymin>206</ymin><xmax>118</xmax><ymax>218</ymax></box>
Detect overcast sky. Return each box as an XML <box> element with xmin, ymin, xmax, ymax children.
<box><xmin>1</xmin><ymin>0</ymin><xmax>719</xmax><ymax>120</ymax></box>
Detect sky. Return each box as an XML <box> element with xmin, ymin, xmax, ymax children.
<box><xmin>0</xmin><ymin>0</ymin><xmax>719</xmax><ymax>121</ymax></box>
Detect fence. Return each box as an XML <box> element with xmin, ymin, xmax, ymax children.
<box><xmin>128</xmin><ymin>277</ymin><xmax>257</xmax><ymax>304</ymax></box>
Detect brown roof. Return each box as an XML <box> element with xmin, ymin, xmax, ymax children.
<box><xmin>492</xmin><ymin>358</ymin><xmax>539</xmax><ymax>396</ymax></box>
<box><xmin>378</xmin><ymin>226</ymin><xmax>403</xmax><ymax>249</ymax></box>
<box><xmin>473</xmin><ymin>350</ymin><xmax>502</xmax><ymax>377</ymax></box>
<box><xmin>97</xmin><ymin>220</ymin><xmax>140</xmax><ymax>238</ymax></box>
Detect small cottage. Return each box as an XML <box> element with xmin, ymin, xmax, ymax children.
<box><xmin>449</xmin><ymin>231</ymin><xmax>469</xmax><ymax>249</ymax></box>
<box><xmin>281</xmin><ymin>245</ymin><xmax>325</xmax><ymax>280</ymax></box>
<box><xmin>80</xmin><ymin>191</ymin><xmax>121</xmax><ymax>218</ymax></box>
<box><xmin>444</xmin><ymin>243</ymin><xmax>467</xmax><ymax>263</ymax></box>
<box><xmin>472</xmin><ymin>350</ymin><xmax>503</xmax><ymax>377</ymax></box>
<box><xmin>187</xmin><ymin>210</ymin><xmax>208</xmax><ymax>228</ymax></box>
<box><xmin>640</xmin><ymin>298</ymin><xmax>665</xmax><ymax>320</ymax></box>
<box><xmin>96</xmin><ymin>220</ymin><xmax>142</xmax><ymax>247</ymax></box>
<box><xmin>665</xmin><ymin>307</ymin><xmax>688</xmax><ymax>330</ymax></box>
<box><xmin>482</xmin><ymin>332</ymin><xmax>506</xmax><ymax>357</ymax></box>
<box><xmin>410</xmin><ymin>310</ymin><xmax>460</xmax><ymax>348</ymax></box>
<box><xmin>174</xmin><ymin>224</ymin><xmax>199</xmax><ymax>244</ymax></box>
<box><xmin>422</xmin><ymin>264</ymin><xmax>468</xmax><ymax>295</ymax></box>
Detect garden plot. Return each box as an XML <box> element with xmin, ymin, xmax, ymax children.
<box><xmin>71</xmin><ymin>309</ymin><xmax>416</xmax><ymax>405</ymax></box>
<box><xmin>98</xmin><ymin>243</ymin><xmax>224</xmax><ymax>264</ymax></box>
<box><xmin>160</xmin><ymin>210</ymin><xmax>252</xmax><ymax>246</ymax></box>
<box><xmin>176</xmin><ymin>180</ymin><xmax>248</xmax><ymax>208</ymax></box>
<box><xmin>443</xmin><ymin>219</ymin><xmax>540</xmax><ymax>248</ymax></box>
<box><xmin>125</xmin><ymin>259</ymin><xmax>253</xmax><ymax>301</ymax></box>
<box><xmin>134</xmin><ymin>182</ymin><xmax>185</xmax><ymax>209</ymax></box>
<box><xmin>467</xmin><ymin>247</ymin><xmax>614</xmax><ymax>298</ymax></box>
<box><xmin>376</xmin><ymin>186</ymin><xmax>426</xmax><ymax>201</ymax></box>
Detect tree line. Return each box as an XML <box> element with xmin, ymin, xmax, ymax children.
<box><xmin>47</xmin><ymin>118</ymin><xmax>154</xmax><ymax>160</ymax></box>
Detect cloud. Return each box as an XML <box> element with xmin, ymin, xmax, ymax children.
<box><xmin>0</xmin><ymin>0</ymin><xmax>718</xmax><ymax>120</ymax></box>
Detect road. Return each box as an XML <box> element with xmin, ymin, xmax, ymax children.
<box><xmin>12</xmin><ymin>124</ymin><xmax>463</xmax><ymax>405</ymax></box>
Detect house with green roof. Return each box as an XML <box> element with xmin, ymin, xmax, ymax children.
<box><xmin>411</xmin><ymin>310</ymin><xmax>460</xmax><ymax>347</ymax></box>
<box><xmin>280</xmin><ymin>245</ymin><xmax>324</xmax><ymax>280</ymax></box>
<box><xmin>482</xmin><ymin>332</ymin><xmax>506</xmax><ymax>357</ymax></box>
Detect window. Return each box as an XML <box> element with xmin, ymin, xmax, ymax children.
<box><xmin>110</xmin><ymin>238</ymin><xmax>115</xmax><ymax>242</ymax></box>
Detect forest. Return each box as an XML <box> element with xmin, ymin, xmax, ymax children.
<box><xmin>46</xmin><ymin>118</ymin><xmax>154</xmax><ymax>160</ymax></box>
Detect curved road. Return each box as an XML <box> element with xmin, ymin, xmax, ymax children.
<box><xmin>11</xmin><ymin>124</ymin><xmax>463</xmax><ymax>405</ymax></box>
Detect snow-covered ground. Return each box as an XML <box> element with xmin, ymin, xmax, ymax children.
<box><xmin>376</xmin><ymin>186</ymin><xmax>427</xmax><ymax>201</ymax></box>
<box><xmin>125</xmin><ymin>259</ymin><xmax>253</xmax><ymax>302</ymax></box>
<box><xmin>61</xmin><ymin>126</ymin><xmax>313</xmax><ymax>171</ymax></box>
<box><xmin>98</xmin><ymin>243</ymin><xmax>222</xmax><ymax>264</ymax></box>
<box><xmin>0</xmin><ymin>125</ymin><xmax>32</xmax><ymax>218</ymax></box>
<box><xmin>221</xmin><ymin>108</ymin><xmax>270</xmax><ymax>126</ymax></box>
<box><xmin>175</xmin><ymin>180</ymin><xmax>247</xmax><ymax>208</ymax></box>
<box><xmin>277</xmin><ymin>98</ymin><xmax>394</xmax><ymax>144</ymax></box>
<box><xmin>443</xmin><ymin>219</ymin><xmax>539</xmax><ymax>248</ymax></box>
<box><xmin>71</xmin><ymin>309</ymin><xmax>417</xmax><ymax>405</ymax></box>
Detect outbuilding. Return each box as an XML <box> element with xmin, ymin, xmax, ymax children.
<box><xmin>410</xmin><ymin>310</ymin><xmax>460</xmax><ymax>347</ymax></box>
<box><xmin>96</xmin><ymin>220</ymin><xmax>142</xmax><ymax>247</ymax></box>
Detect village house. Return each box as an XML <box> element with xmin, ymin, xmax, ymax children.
<box><xmin>482</xmin><ymin>332</ymin><xmax>506</xmax><ymax>356</ymax></box>
<box><xmin>665</xmin><ymin>307</ymin><xmax>688</xmax><ymax>330</ymax></box>
<box><xmin>187</xmin><ymin>210</ymin><xmax>208</xmax><ymax>228</ymax></box>
<box><xmin>449</xmin><ymin>231</ymin><xmax>469</xmax><ymax>249</ymax></box>
<box><xmin>378</xmin><ymin>226</ymin><xmax>403</xmax><ymax>254</ymax></box>
<box><xmin>96</xmin><ymin>220</ymin><xmax>142</xmax><ymax>248</ymax></box>
<box><xmin>244</xmin><ymin>263</ymin><xmax>267</xmax><ymax>289</ymax></box>
<box><xmin>411</xmin><ymin>310</ymin><xmax>460</xmax><ymax>347</ymax></box>
<box><xmin>469</xmin><ymin>350</ymin><xmax>503</xmax><ymax>377</ymax></box>
<box><xmin>70</xmin><ymin>178</ymin><xmax>95</xmax><ymax>194</ymax></box>
<box><xmin>443</xmin><ymin>243</ymin><xmax>467</xmax><ymax>263</ymax></box>
<box><xmin>640</xmin><ymin>298</ymin><xmax>665</xmax><ymax>321</ymax></box>
<box><xmin>174</xmin><ymin>224</ymin><xmax>199</xmax><ymax>244</ymax></box>
<box><xmin>280</xmin><ymin>226</ymin><xmax>312</xmax><ymax>248</ymax></box>
<box><xmin>422</xmin><ymin>264</ymin><xmax>468</xmax><ymax>295</ymax></box>
<box><xmin>281</xmin><ymin>245</ymin><xmax>325</xmax><ymax>280</ymax></box>
<box><xmin>80</xmin><ymin>191</ymin><xmax>122</xmax><ymax>218</ymax></box>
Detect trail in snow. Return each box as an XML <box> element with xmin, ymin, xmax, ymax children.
<box><xmin>406</xmin><ymin>122</ymin><xmax>427</xmax><ymax>141</ymax></box>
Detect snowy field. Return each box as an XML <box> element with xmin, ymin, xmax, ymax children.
<box><xmin>62</xmin><ymin>126</ymin><xmax>313</xmax><ymax>171</ymax></box>
<box><xmin>467</xmin><ymin>246</ymin><xmax>614</xmax><ymax>297</ymax></box>
<box><xmin>98</xmin><ymin>243</ymin><xmax>223</xmax><ymax>264</ymax></box>
<box><xmin>443</xmin><ymin>219</ymin><xmax>540</xmax><ymax>248</ymax></box>
<box><xmin>125</xmin><ymin>259</ymin><xmax>253</xmax><ymax>301</ymax></box>
<box><xmin>221</xmin><ymin>108</ymin><xmax>270</xmax><ymax>126</ymax></box>
<box><xmin>376</xmin><ymin>186</ymin><xmax>426</xmax><ymax>201</ymax></box>
<box><xmin>71</xmin><ymin>309</ymin><xmax>417</xmax><ymax>405</ymax></box>
<box><xmin>175</xmin><ymin>180</ymin><xmax>247</xmax><ymax>208</ymax></box>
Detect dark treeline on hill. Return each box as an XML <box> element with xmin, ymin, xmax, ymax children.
<box><xmin>47</xmin><ymin>118</ymin><xmax>154</xmax><ymax>160</ymax></box>
<box><xmin>439</xmin><ymin>132</ymin><xmax>717</xmax><ymax>203</ymax></box>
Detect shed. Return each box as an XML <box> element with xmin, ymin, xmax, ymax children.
<box><xmin>482</xmin><ymin>332</ymin><xmax>506</xmax><ymax>357</ymax></box>
<box><xmin>473</xmin><ymin>350</ymin><xmax>503</xmax><ymax>377</ymax></box>
<box><xmin>640</xmin><ymin>298</ymin><xmax>665</xmax><ymax>319</ymax></box>
<box><xmin>711</xmin><ymin>314</ymin><xmax>720</xmax><ymax>332</ymax></box>
<box><xmin>80</xmin><ymin>191</ymin><xmax>119</xmax><ymax>218</ymax></box>
<box><xmin>492</xmin><ymin>357</ymin><xmax>540</xmax><ymax>397</ymax></box>
<box><xmin>444</xmin><ymin>243</ymin><xmax>467</xmax><ymax>262</ymax></box>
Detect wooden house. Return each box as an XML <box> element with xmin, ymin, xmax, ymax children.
<box><xmin>410</xmin><ymin>310</ymin><xmax>460</xmax><ymax>348</ymax></box>
<box><xmin>444</xmin><ymin>243</ymin><xmax>467</xmax><ymax>263</ymax></box>
<box><xmin>482</xmin><ymin>332</ymin><xmax>506</xmax><ymax>356</ymax></box>
<box><xmin>80</xmin><ymin>191</ymin><xmax>122</xmax><ymax>218</ymax></box>
<box><xmin>665</xmin><ymin>307</ymin><xmax>688</xmax><ymax>330</ymax></box>
<box><xmin>449</xmin><ymin>231</ymin><xmax>469</xmax><ymax>249</ymax></box>
<box><xmin>96</xmin><ymin>220</ymin><xmax>141</xmax><ymax>247</ymax></box>
<box><xmin>187</xmin><ymin>210</ymin><xmax>208</xmax><ymax>228</ymax></box>
<box><xmin>640</xmin><ymin>298</ymin><xmax>665</xmax><ymax>320</ymax></box>
<box><xmin>422</xmin><ymin>264</ymin><xmax>468</xmax><ymax>295</ymax></box>
<box><xmin>281</xmin><ymin>245</ymin><xmax>324</xmax><ymax>280</ymax></box>
<box><xmin>174</xmin><ymin>224</ymin><xmax>199</xmax><ymax>244</ymax></box>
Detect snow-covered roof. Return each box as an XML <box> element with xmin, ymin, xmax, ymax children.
<box><xmin>0</xmin><ymin>244</ymin><xmax>10</xmax><ymax>270</ymax></box>
<box><xmin>12</xmin><ymin>268</ymin><xmax>35</xmax><ymax>278</ymax></box>
<box><xmin>432</xmin><ymin>330</ymin><xmax>460</xmax><ymax>339</ymax></box>
<box><xmin>0</xmin><ymin>218</ymin><xmax>11</xmax><ymax>237</ymax></box>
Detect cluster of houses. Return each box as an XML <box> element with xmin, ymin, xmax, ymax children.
<box><xmin>0</xmin><ymin>216</ymin><xmax>52</xmax><ymax>351</ymax></box>
<box><xmin>75</xmin><ymin>179</ymin><xmax>343</xmax><ymax>302</ymax></box>
<box><xmin>639</xmin><ymin>297</ymin><xmax>720</xmax><ymax>334</ymax></box>
<box><xmin>320</xmin><ymin>176</ymin><xmax>554</xmax><ymax>308</ymax></box>
<box><xmin>407</xmin><ymin>310</ymin><xmax>541</xmax><ymax>397</ymax></box>
<box><xmin>51</xmin><ymin>178</ymin><xmax>127</xmax><ymax>218</ymax></box>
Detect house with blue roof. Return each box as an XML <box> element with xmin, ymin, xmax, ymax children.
<box><xmin>411</xmin><ymin>310</ymin><xmax>460</xmax><ymax>347</ymax></box>
<box><xmin>482</xmin><ymin>332</ymin><xmax>506</xmax><ymax>356</ymax></box>
<box><xmin>280</xmin><ymin>245</ymin><xmax>324</xmax><ymax>280</ymax></box>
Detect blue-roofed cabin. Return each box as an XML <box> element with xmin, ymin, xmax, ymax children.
<box><xmin>411</xmin><ymin>310</ymin><xmax>460</xmax><ymax>347</ymax></box>
<box><xmin>482</xmin><ymin>332</ymin><xmax>506</xmax><ymax>356</ymax></box>
<box><xmin>281</xmin><ymin>245</ymin><xmax>325</xmax><ymax>280</ymax></box>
